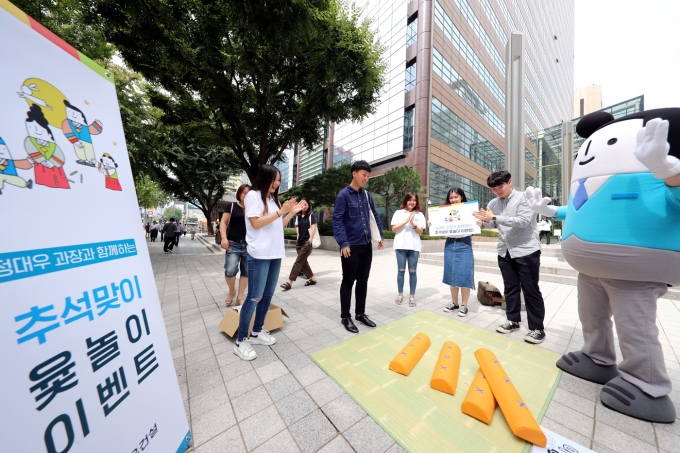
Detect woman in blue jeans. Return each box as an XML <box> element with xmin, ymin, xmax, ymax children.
<box><xmin>233</xmin><ymin>165</ymin><xmax>302</xmax><ymax>361</ymax></box>
<box><xmin>391</xmin><ymin>193</ymin><xmax>426</xmax><ymax>307</ymax></box>
<box><xmin>220</xmin><ymin>184</ymin><xmax>251</xmax><ymax>306</ymax></box>
<box><xmin>434</xmin><ymin>188</ymin><xmax>481</xmax><ymax>317</ymax></box>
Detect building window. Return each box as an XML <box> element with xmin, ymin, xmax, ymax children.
<box><xmin>403</xmin><ymin>107</ymin><xmax>415</xmax><ymax>152</ymax></box>
<box><xmin>407</xmin><ymin>17</ymin><xmax>417</xmax><ymax>47</ymax></box>
<box><xmin>429</xmin><ymin>163</ymin><xmax>494</xmax><ymax>207</ymax></box>
<box><xmin>431</xmin><ymin>97</ymin><xmax>505</xmax><ymax>172</ymax></box>
<box><xmin>292</xmin><ymin>164</ymin><xmax>298</xmax><ymax>187</ymax></box>
<box><xmin>322</xmin><ymin>148</ymin><xmax>328</xmax><ymax>173</ymax></box>
<box><xmin>579</xmin><ymin>98</ymin><xmax>584</xmax><ymax>117</ymax></box>
<box><xmin>405</xmin><ymin>61</ymin><xmax>416</xmax><ymax>92</ymax></box>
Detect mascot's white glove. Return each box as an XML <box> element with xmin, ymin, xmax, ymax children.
<box><xmin>524</xmin><ymin>187</ymin><xmax>557</xmax><ymax>217</ymax></box>
<box><xmin>635</xmin><ymin>118</ymin><xmax>680</xmax><ymax>179</ymax></box>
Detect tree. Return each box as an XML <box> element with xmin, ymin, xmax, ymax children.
<box><xmin>366</xmin><ymin>166</ymin><xmax>423</xmax><ymax>221</ymax></box>
<box><xmin>283</xmin><ymin>163</ymin><xmax>351</xmax><ymax>209</ymax></box>
<box><xmin>87</xmin><ymin>0</ymin><xmax>386</xmax><ymax>181</ymax></box>
<box><xmin>135</xmin><ymin>174</ymin><xmax>169</xmax><ymax>210</ymax></box>
<box><xmin>163</xmin><ymin>206</ymin><xmax>183</xmax><ymax>222</ymax></box>
<box><xmin>12</xmin><ymin>0</ymin><xmax>114</xmax><ymax>61</ymax></box>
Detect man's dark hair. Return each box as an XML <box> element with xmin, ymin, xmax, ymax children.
<box><xmin>351</xmin><ymin>160</ymin><xmax>371</xmax><ymax>174</ymax></box>
<box><xmin>169</xmin><ymin>217</ymin><xmax>175</xmax><ymax>221</ymax></box>
<box><xmin>487</xmin><ymin>171</ymin><xmax>511</xmax><ymax>188</ymax></box>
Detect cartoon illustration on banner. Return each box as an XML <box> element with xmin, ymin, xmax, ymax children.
<box><xmin>428</xmin><ymin>201</ymin><xmax>481</xmax><ymax>237</ymax></box>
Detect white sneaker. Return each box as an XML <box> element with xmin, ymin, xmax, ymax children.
<box><xmin>233</xmin><ymin>340</ymin><xmax>257</xmax><ymax>361</ymax></box>
<box><xmin>249</xmin><ymin>329</ymin><xmax>276</xmax><ymax>346</ymax></box>
<box><xmin>458</xmin><ymin>306</ymin><xmax>468</xmax><ymax>317</ymax></box>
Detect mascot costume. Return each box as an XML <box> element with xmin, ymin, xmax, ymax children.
<box><xmin>525</xmin><ymin>109</ymin><xmax>680</xmax><ymax>423</ymax></box>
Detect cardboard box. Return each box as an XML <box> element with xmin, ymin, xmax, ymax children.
<box><xmin>218</xmin><ymin>303</ymin><xmax>289</xmax><ymax>337</ymax></box>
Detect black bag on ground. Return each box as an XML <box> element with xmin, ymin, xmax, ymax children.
<box><xmin>477</xmin><ymin>281</ymin><xmax>504</xmax><ymax>306</ymax></box>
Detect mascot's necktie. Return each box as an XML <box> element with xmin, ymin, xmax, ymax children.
<box><xmin>573</xmin><ymin>178</ymin><xmax>589</xmax><ymax>210</ymax></box>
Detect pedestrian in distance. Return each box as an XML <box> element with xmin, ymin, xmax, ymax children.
<box><xmin>472</xmin><ymin>171</ymin><xmax>547</xmax><ymax>344</ymax></box>
<box><xmin>145</xmin><ymin>222</ymin><xmax>150</xmax><ymax>238</ymax></box>
<box><xmin>537</xmin><ymin>216</ymin><xmax>552</xmax><ymax>245</ymax></box>
<box><xmin>150</xmin><ymin>220</ymin><xmax>159</xmax><ymax>242</ymax></box>
<box><xmin>190</xmin><ymin>224</ymin><xmax>197</xmax><ymax>240</ymax></box>
<box><xmin>281</xmin><ymin>198</ymin><xmax>318</xmax><ymax>291</ymax></box>
<box><xmin>434</xmin><ymin>188</ymin><xmax>481</xmax><ymax>317</ymax></box>
<box><xmin>160</xmin><ymin>220</ymin><xmax>165</xmax><ymax>241</ymax></box>
<box><xmin>220</xmin><ymin>184</ymin><xmax>251</xmax><ymax>307</ymax></box>
<box><xmin>391</xmin><ymin>192</ymin><xmax>426</xmax><ymax>307</ymax></box>
<box><xmin>163</xmin><ymin>218</ymin><xmax>177</xmax><ymax>253</ymax></box>
<box><xmin>174</xmin><ymin>221</ymin><xmax>181</xmax><ymax>247</ymax></box>
<box><xmin>182</xmin><ymin>223</ymin><xmax>187</xmax><ymax>236</ymax></box>
<box><xmin>233</xmin><ymin>165</ymin><xmax>302</xmax><ymax>361</ymax></box>
<box><xmin>332</xmin><ymin>160</ymin><xmax>384</xmax><ymax>334</ymax></box>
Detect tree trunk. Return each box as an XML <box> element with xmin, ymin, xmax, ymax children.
<box><xmin>202</xmin><ymin>205</ymin><xmax>214</xmax><ymax>236</ymax></box>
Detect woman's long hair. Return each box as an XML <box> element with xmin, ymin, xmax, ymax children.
<box><xmin>250</xmin><ymin>164</ymin><xmax>281</xmax><ymax>214</ymax></box>
<box><xmin>445</xmin><ymin>187</ymin><xmax>468</xmax><ymax>204</ymax></box>
<box><xmin>299</xmin><ymin>198</ymin><xmax>312</xmax><ymax>217</ymax></box>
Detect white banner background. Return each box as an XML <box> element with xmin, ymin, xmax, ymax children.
<box><xmin>428</xmin><ymin>201</ymin><xmax>481</xmax><ymax>237</ymax></box>
<box><xmin>0</xmin><ymin>5</ymin><xmax>190</xmax><ymax>453</ymax></box>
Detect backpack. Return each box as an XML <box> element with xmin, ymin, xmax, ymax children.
<box><xmin>477</xmin><ymin>281</ymin><xmax>505</xmax><ymax>306</ymax></box>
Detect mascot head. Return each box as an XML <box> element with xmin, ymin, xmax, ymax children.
<box><xmin>572</xmin><ymin>108</ymin><xmax>680</xmax><ymax>183</ymax></box>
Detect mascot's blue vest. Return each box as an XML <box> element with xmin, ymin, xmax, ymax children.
<box><xmin>555</xmin><ymin>173</ymin><xmax>680</xmax><ymax>252</ymax></box>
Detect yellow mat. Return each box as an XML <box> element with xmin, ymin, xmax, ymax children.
<box><xmin>310</xmin><ymin>311</ymin><xmax>562</xmax><ymax>453</ymax></box>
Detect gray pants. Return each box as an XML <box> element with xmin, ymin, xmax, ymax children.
<box><xmin>578</xmin><ymin>273</ymin><xmax>671</xmax><ymax>397</ymax></box>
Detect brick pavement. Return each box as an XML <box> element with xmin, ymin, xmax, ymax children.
<box><xmin>148</xmin><ymin>235</ymin><xmax>680</xmax><ymax>453</ymax></box>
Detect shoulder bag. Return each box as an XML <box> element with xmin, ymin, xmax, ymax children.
<box><xmin>311</xmin><ymin>213</ymin><xmax>321</xmax><ymax>248</ymax></box>
<box><xmin>215</xmin><ymin>202</ymin><xmax>235</xmax><ymax>244</ymax></box>
<box><xmin>364</xmin><ymin>190</ymin><xmax>382</xmax><ymax>243</ymax></box>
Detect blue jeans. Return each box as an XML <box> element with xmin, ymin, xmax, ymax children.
<box><xmin>237</xmin><ymin>256</ymin><xmax>281</xmax><ymax>342</ymax></box>
<box><xmin>395</xmin><ymin>249</ymin><xmax>419</xmax><ymax>295</ymax></box>
<box><xmin>224</xmin><ymin>242</ymin><xmax>249</xmax><ymax>278</ymax></box>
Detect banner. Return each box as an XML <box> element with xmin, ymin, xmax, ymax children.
<box><xmin>428</xmin><ymin>201</ymin><xmax>481</xmax><ymax>237</ymax></box>
<box><xmin>0</xmin><ymin>3</ymin><xmax>190</xmax><ymax>453</ymax></box>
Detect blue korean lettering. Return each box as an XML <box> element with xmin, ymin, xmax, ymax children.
<box><xmin>15</xmin><ymin>305</ymin><xmax>60</xmax><ymax>344</ymax></box>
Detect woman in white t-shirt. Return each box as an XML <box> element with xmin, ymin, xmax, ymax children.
<box><xmin>391</xmin><ymin>193</ymin><xmax>426</xmax><ymax>307</ymax></box>
<box><xmin>233</xmin><ymin>164</ymin><xmax>302</xmax><ymax>362</ymax></box>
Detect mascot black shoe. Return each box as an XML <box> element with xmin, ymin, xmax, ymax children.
<box><xmin>525</xmin><ymin>109</ymin><xmax>680</xmax><ymax>423</ymax></box>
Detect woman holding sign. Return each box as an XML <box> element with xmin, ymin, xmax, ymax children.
<box><xmin>391</xmin><ymin>193</ymin><xmax>426</xmax><ymax>307</ymax></box>
<box><xmin>431</xmin><ymin>188</ymin><xmax>481</xmax><ymax>317</ymax></box>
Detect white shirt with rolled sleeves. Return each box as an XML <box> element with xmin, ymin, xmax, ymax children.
<box><xmin>482</xmin><ymin>189</ymin><xmax>541</xmax><ymax>258</ymax></box>
<box><xmin>244</xmin><ymin>190</ymin><xmax>286</xmax><ymax>259</ymax></box>
<box><xmin>391</xmin><ymin>209</ymin><xmax>426</xmax><ymax>252</ymax></box>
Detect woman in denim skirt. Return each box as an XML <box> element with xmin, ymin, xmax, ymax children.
<box><xmin>220</xmin><ymin>184</ymin><xmax>251</xmax><ymax>306</ymax></box>
<box><xmin>437</xmin><ymin>188</ymin><xmax>481</xmax><ymax>317</ymax></box>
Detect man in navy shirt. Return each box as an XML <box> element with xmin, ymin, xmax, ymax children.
<box><xmin>333</xmin><ymin>160</ymin><xmax>384</xmax><ymax>333</ymax></box>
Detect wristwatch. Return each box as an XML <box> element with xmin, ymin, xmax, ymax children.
<box><xmin>492</xmin><ymin>216</ymin><xmax>497</xmax><ymax>221</ymax></box>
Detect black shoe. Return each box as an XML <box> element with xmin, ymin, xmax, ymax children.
<box><xmin>496</xmin><ymin>320</ymin><xmax>520</xmax><ymax>334</ymax></box>
<box><xmin>524</xmin><ymin>329</ymin><xmax>546</xmax><ymax>344</ymax></box>
<box><xmin>342</xmin><ymin>318</ymin><xmax>359</xmax><ymax>333</ymax></box>
<box><xmin>355</xmin><ymin>314</ymin><xmax>376</xmax><ymax>328</ymax></box>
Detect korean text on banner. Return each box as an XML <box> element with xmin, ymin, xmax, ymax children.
<box><xmin>0</xmin><ymin>3</ymin><xmax>190</xmax><ymax>453</ymax></box>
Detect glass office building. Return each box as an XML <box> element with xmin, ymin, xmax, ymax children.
<box><xmin>308</xmin><ymin>0</ymin><xmax>576</xmax><ymax>209</ymax></box>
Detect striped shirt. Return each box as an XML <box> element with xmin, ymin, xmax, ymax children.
<box><xmin>482</xmin><ymin>190</ymin><xmax>540</xmax><ymax>258</ymax></box>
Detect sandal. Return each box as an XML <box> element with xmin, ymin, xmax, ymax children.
<box><xmin>304</xmin><ymin>279</ymin><xmax>317</xmax><ymax>286</ymax></box>
<box><xmin>395</xmin><ymin>295</ymin><xmax>403</xmax><ymax>305</ymax></box>
<box><xmin>280</xmin><ymin>282</ymin><xmax>292</xmax><ymax>291</ymax></box>
<box><xmin>237</xmin><ymin>297</ymin><xmax>246</xmax><ymax>306</ymax></box>
<box><xmin>225</xmin><ymin>292</ymin><xmax>236</xmax><ymax>307</ymax></box>
<box><xmin>409</xmin><ymin>297</ymin><xmax>416</xmax><ymax>307</ymax></box>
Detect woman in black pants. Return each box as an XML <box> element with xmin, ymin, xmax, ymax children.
<box><xmin>281</xmin><ymin>198</ymin><xmax>318</xmax><ymax>290</ymax></box>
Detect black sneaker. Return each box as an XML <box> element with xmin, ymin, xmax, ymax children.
<box><xmin>458</xmin><ymin>306</ymin><xmax>468</xmax><ymax>317</ymax></box>
<box><xmin>496</xmin><ymin>320</ymin><xmax>520</xmax><ymax>334</ymax></box>
<box><xmin>525</xmin><ymin>329</ymin><xmax>546</xmax><ymax>344</ymax></box>
<box><xmin>443</xmin><ymin>303</ymin><xmax>459</xmax><ymax>313</ymax></box>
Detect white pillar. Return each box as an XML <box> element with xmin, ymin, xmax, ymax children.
<box><xmin>561</xmin><ymin>121</ymin><xmax>574</xmax><ymax>205</ymax></box>
<box><xmin>505</xmin><ymin>32</ymin><xmax>525</xmax><ymax>189</ymax></box>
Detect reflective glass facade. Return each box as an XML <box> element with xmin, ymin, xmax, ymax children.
<box><xmin>403</xmin><ymin>107</ymin><xmax>414</xmax><ymax>152</ymax></box>
<box><xmin>431</xmin><ymin>97</ymin><xmax>505</xmax><ymax>173</ymax></box>
<box><xmin>407</xmin><ymin>18</ymin><xmax>417</xmax><ymax>47</ymax></box>
<box><xmin>454</xmin><ymin>0</ymin><xmax>505</xmax><ymax>73</ymax></box>
<box><xmin>434</xmin><ymin>1</ymin><xmax>505</xmax><ymax>106</ymax></box>
<box><xmin>430</xmin><ymin>162</ymin><xmax>495</xmax><ymax>207</ymax></box>
<box><xmin>433</xmin><ymin>49</ymin><xmax>505</xmax><ymax>137</ymax></box>
<box><xmin>405</xmin><ymin>61</ymin><xmax>416</xmax><ymax>92</ymax></box>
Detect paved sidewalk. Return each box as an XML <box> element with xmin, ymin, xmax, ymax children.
<box><xmin>147</xmin><ymin>236</ymin><xmax>680</xmax><ymax>453</ymax></box>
